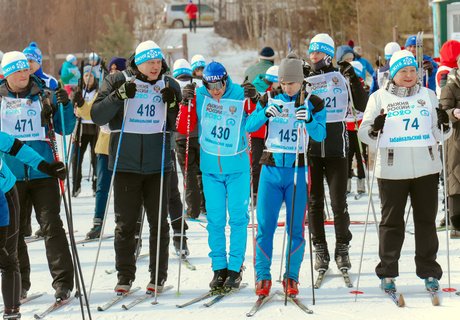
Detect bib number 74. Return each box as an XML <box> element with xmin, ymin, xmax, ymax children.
<box><xmin>402</xmin><ymin>118</ymin><xmax>419</xmax><ymax>130</ymax></box>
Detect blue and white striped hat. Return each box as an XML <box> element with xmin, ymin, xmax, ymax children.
<box><xmin>308</xmin><ymin>33</ymin><xmax>335</xmax><ymax>58</ymax></box>
<box><xmin>191</xmin><ymin>54</ymin><xmax>206</xmax><ymax>71</ymax></box>
<box><xmin>173</xmin><ymin>59</ymin><xmax>192</xmax><ymax>78</ymax></box>
<box><xmin>1</xmin><ymin>51</ymin><xmax>30</xmax><ymax>78</ymax></box>
<box><xmin>265</xmin><ymin>65</ymin><xmax>279</xmax><ymax>83</ymax></box>
<box><xmin>389</xmin><ymin>50</ymin><xmax>417</xmax><ymax>78</ymax></box>
<box><xmin>134</xmin><ymin>40</ymin><xmax>163</xmax><ymax>66</ymax></box>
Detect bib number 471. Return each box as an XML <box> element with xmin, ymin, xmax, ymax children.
<box><xmin>15</xmin><ymin>119</ymin><xmax>33</xmax><ymax>132</ymax></box>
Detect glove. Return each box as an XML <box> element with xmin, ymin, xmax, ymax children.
<box><xmin>116</xmin><ymin>81</ymin><xmax>137</xmax><ymax>100</ymax></box>
<box><xmin>372</xmin><ymin>112</ymin><xmax>387</xmax><ymax>133</ymax></box>
<box><xmin>241</xmin><ymin>82</ymin><xmax>260</xmax><ymax>103</ymax></box>
<box><xmin>302</xmin><ymin>61</ymin><xmax>312</xmax><ymax>77</ymax></box>
<box><xmin>55</xmin><ymin>88</ymin><xmax>70</xmax><ymax>106</ymax></box>
<box><xmin>423</xmin><ymin>60</ymin><xmax>434</xmax><ymax>77</ymax></box>
<box><xmin>38</xmin><ymin>161</ymin><xmax>66</xmax><ymax>180</ymax></box>
<box><xmin>160</xmin><ymin>87</ymin><xmax>176</xmax><ymax>104</ymax></box>
<box><xmin>265</xmin><ymin>103</ymin><xmax>282</xmax><ymax>118</ymax></box>
<box><xmin>73</xmin><ymin>90</ymin><xmax>85</xmax><ymax>108</ymax></box>
<box><xmin>295</xmin><ymin>105</ymin><xmax>311</xmax><ymax>122</ymax></box>
<box><xmin>40</xmin><ymin>101</ymin><xmax>56</xmax><ymax>126</ymax></box>
<box><xmin>436</xmin><ymin>107</ymin><xmax>449</xmax><ymax>131</ymax></box>
<box><xmin>181</xmin><ymin>83</ymin><xmax>196</xmax><ymax>102</ymax></box>
<box><xmin>258</xmin><ymin>92</ymin><xmax>269</xmax><ymax>108</ymax></box>
<box><xmin>338</xmin><ymin>61</ymin><xmax>357</xmax><ymax>80</ymax></box>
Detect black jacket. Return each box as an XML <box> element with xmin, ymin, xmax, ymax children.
<box><xmin>305</xmin><ymin>64</ymin><xmax>368</xmax><ymax>158</ymax></box>
<box><xmin>91</xmin><ymin>57</ymin><xmax>181</xmax><ymax>174</ymax></box>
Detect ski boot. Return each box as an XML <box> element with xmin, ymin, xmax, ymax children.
<box><xmin>209</xmin><ymin>268</ymin><xmax>228</xmax><ymax>293</ymax></box>
<box><xmin>114</xmin><ymin>278</ymin><xmax>133</xmax><ymax>293</ymax></box>
<box><xmin>335</xmin><ymin>243</ymin><xmax>351</xmax><ymax>271</ymax></box>
<box><xmin>380</xmin><ymin>277</ymin><xmax>396</xmax><ymax>292</ymax></box>
<box><xmin>34</xmin><ymin>228</ymin><xmax>44</xmax><ymax>238</ymax></box>
<box><xmin>223</xmin><ymin>268</ymin><xmax>243</xmax><ymax>292</ymax></box>
<box><xmin>86</xmin><ymin>218</ymin><xmax>102</xmax><ymax>239</ymax></box>
<box><xmin>20</xmin><ymin>289</ymin><xmax>27</xmax><ymax>300</ymax></box>
<box><xmin>3</xmin><ymin>308</ymin><xmax>21</xmax><ymax>320</ymax></box>
<box><xmin>146</xmin><ymin>279</ymin><xmax>166</xmax><ymax>293</ymax></box>
<box><xmin>255</xmin><ymin>280</ymin><xmax>272</xmax><ymax>297</ymax></box>
<box><xmin>346</xmin><ymin>178</ymin><xmax>351</xmax><ymax>195</ymax></box>
<box><xmin>357</xmin><ymin>178</ymin><xmax>366</xmax><ymax>194</ymax></box>
<box><xmin>314</xmin><ymin>243</ymin><xmax>330</xmax><ymax>271</ymax></box>
<box><xmin>283</xmin><ymin>278</ymin><xmax>299</xmax><ymax>297</ymax></box>
<box><xmin>173</xmin><ymin>235</ymin><xmax>190</xmax><ymax>257</ymax></box>
<box><xmin>54</xmin><ymin>287</ymin><xmax>71</xmax><ymax>301</ymax></box>
<box><xmin>424</xmin><ymin>277</ymin><xmax>439</xmax><ymax>291</ymax></box>
<box><xmin>72</xmin><ymin>187</ymin><xmax>81</xmax><ymax>198</ymax></box>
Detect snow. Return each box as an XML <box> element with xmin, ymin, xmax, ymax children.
<box><xmin>4</xmin><ymin>27</ymin><xmax>460</xmax><ymax>320</ymax></box>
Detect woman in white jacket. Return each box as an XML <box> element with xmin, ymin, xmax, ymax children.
<box><xmin>358</xmin><ymin>50</ymin><xmax>451</xmax><ymax>293</ymax></box>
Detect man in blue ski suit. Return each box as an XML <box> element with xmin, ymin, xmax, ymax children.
<box><xmin>404</xmin><ymin>35</ymin><xmax>438</xmax><ymax>91</ymax></box>
<box><xmin>176</xmin><ymin>61</ymin><xmax>250</xmax><ymax>292</ymax></box>
<box><xmin>246</xmin><ymin>53</ymin><xmax>326</xmax><ymax>297</ymax></box>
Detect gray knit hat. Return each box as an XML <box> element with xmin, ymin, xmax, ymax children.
<box><xmin>278</xmin><ymin>53</ymin><xmax>304</xmax><ymax>83</ymax></box>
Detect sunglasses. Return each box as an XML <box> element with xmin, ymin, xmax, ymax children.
<box><xmin>204</xmin><ymin>79</ymin><xmax>226</xmax><ymax>90</ymax></box>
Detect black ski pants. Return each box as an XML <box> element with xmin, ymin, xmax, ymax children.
<box><xmin>16</xmin><ymin>178</ymin><xmax>74</xmax><ymax>292</ymax></box>
<box><xmin>347</xmin><ymin>130</ymin><xmax>367</xmax><ymax>179</ymax></box>
<box><xmin>375</xmin><ymin>174</ymin><xmax>443</xmax><ymax>279</ymax></box>
<box><xmin>169</xmin><ymin>150</ymin><xmax>188</xmax><ymax>235</ymax></box>
<box><xmin>0</xmin><ymin>187</ymin><xmax>21</xmax><ymax>310</ymax></box>
<box><xmin>71</xmin><ymin>133</ymin><xmax>97</xmax><ymax>193</ymax></box>
<box><xmin>308</xmin><ymin>156</ymin><xmax>352</xmax><ymax>245</ymax></box>
<box><xmin>114</xmin><ymin>171</ymin><xmax>170</xmax><ymax>285</ymax></box>
<box><xmin>250</xmin><ymin>137</ymin><xmax>264</xmax><ymax>195</ymax></box>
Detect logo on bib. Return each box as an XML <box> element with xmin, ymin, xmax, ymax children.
<box><xmin>420</xmin><ymin>109</ymin><xmax>429</xmax><ymax>117</ymax></box>
<box><xmin>417</xmin><ymin>99</ymin><xmax>426</xmax><ymax>107</ymax></box>
<box><xmin>27</xmin><ymin>109</ymin><xmax>37</xmax><ymax>116</ymax></box>
<box><xmin>229</xmin><ymin>105</ymin><xmax>237</xmax><ymax>115</ymax></box>
<box><xmin>153</xmin><ymin>85</ymin><xmax>161</xmax><ymax>93</ymax></box>
<box><xmin>331</xmin><ymin>76</ymin><xmax>339</xmax><ymax>86</ymax></box>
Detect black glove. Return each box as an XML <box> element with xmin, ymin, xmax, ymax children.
<box><xmin>423</xmin><ymin>60</ymin><xmax>434</xmax><ymax>77</ymax></box>
<box><xmin>302</xmin><ymin>61</ymin><xmax>312</xmax><ymax>77</ymax></box>
<box><xmin>182</xmin><ymin>83</ymin><xmax>196</xmax><ymax>103</ymax></box>
<box><xmin>338</xmin><ymin>61</ymin><xmax>358</xmax><ymax>80</ymax></box>
<box><xmin>372</xmin><ymin>112</ymin><xmax>387</xmax><ymax>133</ymax></box>
<box><xmin>436</xmin><ymin>107</ymin><xmax>449</xmax><ymax>131</ymax></box>
<box><xmin>73</xmin><ymin>90</ymin><xmax>85</xmax><ymax>108</ymax></box>
<box><xmin>259</xmin><ymin>92</ymin><xmax>269</xmax><ymax>108</ymax></box>
<box><xmin>160</xmin><ymin>87</ymin><xmax>176</xmax><ymax>104</ymax></box>
<box><xmin>55</xmin><ymin>88</ymin><xmax>70</xmax><ymax>106</ymax></box>
<box><xmin>241</xmin><ymin>82</ymin><xmax>260</xmax><ymax>103</ymax></box>
<box><xmin>40</xmin><ymin>101</ymin><xmax>56</xmax><ymax>126</ymax></box>
<box><xmin>38</xmin><ymin>161</ymin><xmax>66</xmax><ymax>180</ymax></box>
<box><xmin>116</xmin><ymin>81</ymin><xmax>137</xmax><ymax>100</ymax></box>
<box><xmin>265</xmin><ymin>104</ymin><xmax>282</xmax><ymax>118</ymax></box>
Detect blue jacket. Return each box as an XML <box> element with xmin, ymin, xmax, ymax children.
<box><xmin>195</xmin><ymin>76</ymin><xmax>249</xmax><ymax>174</ymax></box>
<box><xmin>356</xmin><ymin>56</ymin><xmax>375</xmax><ymax>77</ymax></box>
<box><xmin>0</xmin><ymin>76</ymin><xmax>75</xmax><ymax>181</ymax></box>
<box><xmin>35</xmin><ymin>67</ymin><xmax>59</xmax><ymax>90</ymax></box>
<box><xmin>370</xmin><ymin>62</ymin><xmax>390</xmax><ymax>94</ymax></box>
<box><xmin>245</xmin><ymin>91</ymin><xmax>327</xmax><ymax>167</ymax></box>
<box><xmin>0</xmin><ymin>190</ymin><xmax>8</xmax><ymax>227</ymax></box>
<box><xmin>422</xmin><ymin>54</ymin><xmax>438</xmax><ymax>91</ymax></box>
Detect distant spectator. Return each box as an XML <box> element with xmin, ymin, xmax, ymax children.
<box><xmin>244</xmin><ymin>46</ymin><xmax>275</xmax><ymax>83</ymax></box>
<box><xmin>185</xmin><ymin>0</ymin><xmax>198</xmax><ymax>33</ymax></box>
<box><xmin>108</xmin><ymin>57</ymin><xmax>127</xmax><ymax>74</ymax></box>
<box><xmin>405</xmin><ymin>35</ymin><xmax>438</xmax><ymax>91</ymax></box>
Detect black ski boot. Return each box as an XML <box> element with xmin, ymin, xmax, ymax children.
<box><xmin>54</xmin><ymin>287</ymin><xmax>71</xmax><ymax>301</ymax></box>
<box><xmin>223</xmin><ymin>268</ymin><xmax>243</xmax><ymax>292</ymax></box>
<box><xmin>335</xmin><ymin>243</ymin><xmax>351</xmax><ymax>270</ymax></box>
<box><xmin>3</xmin><ymin>308</ymin><xmax>21</xmax><ymax>320</ymax></box>
<box><xmin>173</xmin><ymin>235</ymin><xmax>190</xmax><ymax>257</ymax></box>
<box><xmin>86</xmin><ymin>218</ymin><xmax>102</xmax><ymax>239</ymax></box>
<box><xmin>314</xmin><ymin>243</ymin><xmax>330</xmax><ymax>271</ymax></box>
<box><xmin>209</xmin><ymin>268</ymin><xmax>227</xmax><ymax>292</ymax></box>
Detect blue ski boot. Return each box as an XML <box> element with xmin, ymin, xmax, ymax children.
<box><xmin>424</xmin><ymin>277</ymin><xmax>439</xmax><ymax>291</ymax></box>
<box><xmin>380</xmin><ymin>278</ymin><xmax>396</xmax><ymax>292</ymax></box>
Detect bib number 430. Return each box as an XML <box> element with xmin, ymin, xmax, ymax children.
<box><xmin>15</xmin><ymin>119</ymin><xmax>33</xmax><ymax>132</ymax></box>
<box><xmin>211</xmin><ymin>126</ymin><xmax>230</xmax><ymax>140</ymax></box>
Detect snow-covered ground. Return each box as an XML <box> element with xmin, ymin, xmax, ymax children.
<box><xmin>4</xmin><ymin>28</ymin><xmax>460</xmax><ymax>320</ymax></box>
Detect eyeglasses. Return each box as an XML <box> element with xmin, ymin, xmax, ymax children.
<box><xmin>204</xmin><ymin>79</ymin><xmax>226</xmax><ymax>90</ymax></box>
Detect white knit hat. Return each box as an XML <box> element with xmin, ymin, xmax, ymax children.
<box><xmin>173</xmin><ymin>59</ymin><xmax>192</xmax><ymax>78</ymax></box>
<box><xmin>66</xmin><ymin>54</ymin><xmax>77</xmax><ymax>63</ymax></box>
<box><xmin>308</xmin><ymin>33</ymin><xmax>335</xmax><ymax>58</ymax></box>
<box><xmin>1</xmin><ymin>51</ymin><xmax>30</xmax><ymax>78</ymax></box>
<box><xmin>134</xmin><ymin>40</ymin><xmax>163</xmax><ymax>66</ymax></box>
<box><xmin>265</xmin><ymin>65</ymin><xmax>279</xmax><ymax>83</ymax></box>
<box><xmin>384</xmin><ymin>42</ymin><xmax>401</xmax><ymax>60</ymax></box>
<box><xmin>191</xmin><ymin>54</ymin><xmax>206</xmax><ymax>71</ymax></box>
<box><xmin>389</xmin><ymin>50</ymin><xmax>417</xmax><ymax>78</ymax></box>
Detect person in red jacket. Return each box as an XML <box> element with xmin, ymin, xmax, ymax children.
<box><xmin>185</xmin><ymin>0</ymin><xmax>198</xmax><ymax>33</ymax></box>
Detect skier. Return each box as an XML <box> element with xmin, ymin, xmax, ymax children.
<box><xmin>88</xmin><ymin>52</ymin><xmax>107</xmax><ymax>88</ymax></box>
<box><xmin>370</xmin><ymin>42</ymin><xmax>401</xmax><ymax>94</ymax></box>
<box><xmin>353</xmin><ymin>46</ymin><xmax>376</xmax><ymax>78</ymax></box>
<box><xmin>244</xmin><ymin>47</ymin><xmax>276</xmax><ymax>83</ymax></box>
<box><xmin>176</xmin><ymin>61</ymin><xmax>250</xmax><ymax>292</ymax></box>
<box><xmin>23</xmin><ymin>42</ymin><xmax>59</xmax><ymax>90</ymax></box>
<box><xmin>71</xmin><ymin>65</ymin><xmax>98</xmax><ymax>197</ymax></box>
<box><xmin>345</xmin><ymin>61</ymin><xmax>368</xmax><ymax>195</ymax></box>
<box><xmin>85</xmin><ymin>57</ymin><xmax>127</xmax><ymax>240</ymax></box>
<box><xmin>185</xmin><ymin>0</ymin><xmax>198</xmax><ymax>33</ymax></box>
<box><xmin>358</xmin><ymin>49</ymin><xmax>450</xmax><ymax>292</ymax></box>
<box><xmin>190</xmin><ymin>54</ymin><xmax>206</xmax><ymax>86</ymax></box>
<box><xmin>246</xmin><ymin>53</ymin><xmax>326</xmax><ymax>297</ymax></box>
<box><xmin>304</xmin><ymin>33</ymin><xmax>368</xmax><ymax>282</ymax></box>
<box><xmin>404</xmin><ymin>35</ymin><xmax>438</xmax><ymax>91</ymax></box>
<box><xmin>91</xmin><ymin>40</ymin><xmax>181</xmax><ymax>293</ymax></box>
<box><xmin>0</xmin><ymin>51</ymin><xmax>75</xmax><ymax>300</ymax></box>
<box><xmin>439</xmin><ymin>57</ymin><xmax>460</xmax><ymax>238</ymax></box>
<box><xmin>60</xmin><ymin>54</ymin><xmax>80</xmax><ymax>96</ymax></box>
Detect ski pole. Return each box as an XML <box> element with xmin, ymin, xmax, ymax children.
<box><xmin>177</xmin><ymin>97</ymin><xmax>192</xmax><ymax>296</ymax></box>
<box><xmin>353</xmin><ymin>132</ymin><xmax>381</xmax><ymax>302</ymax></box>
<box><xmin>277</xmin><ymin>223</ymin><xmax>288</xmax><ymax>283</ymax></box>
<box><xmin>135</xmin><ymin>207</ymin><xmax>146</xmax><ymax>260</ymax></box>
<box><xmin>404</xmin><ymin>203</ymin><xmax>412</xmax><ymax>233</ymax></box>
<box><xmin>247</xmin><ymin>102</ymin><xmax>257</xmax><ymax>287</ymax></box>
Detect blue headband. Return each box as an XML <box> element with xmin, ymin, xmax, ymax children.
<box><xmin>134</xmin><ymin>48</ymin><xmax>163</xmax><ymax>66</ymax></box>
<box><xmin>2</xmin><ymin>59</ymin><xmax>29</xmax><ymax>78</ymax></box>
<box><xmin>309</xmin><ymin>42</ymin><xmax>335</xmax><ymax>58</ymax></box>
<box><xmin>389</xmin><ymin>56</ymin><xmax>417</xmax><ymax>78</ymax></box>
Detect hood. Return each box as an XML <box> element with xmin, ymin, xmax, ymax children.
<box><xmin>440</xmin><ymin>40</ymin><xmax>460</xmax><ymax>68</ymax></box>
<box><xmin>335</xmin><ymin>45</ymin><xmax>355</xmax><ymax>62</ymax></box>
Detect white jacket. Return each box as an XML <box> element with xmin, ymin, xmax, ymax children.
<box><xmin>358</xmin><ymin>87</ymin><xmax>452</xmax><ymax>180</ymax></box>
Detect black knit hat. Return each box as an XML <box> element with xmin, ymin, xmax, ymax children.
<box><xmin>259</xmin><ymin>47</ymin><xmax>275</xmax><ymax>60</ymax></box>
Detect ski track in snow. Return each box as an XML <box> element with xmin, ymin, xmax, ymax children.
<box><xmin>3</xmin><ymin>28</ymin><xmax>460</xmax><ymax>320</ymax></box>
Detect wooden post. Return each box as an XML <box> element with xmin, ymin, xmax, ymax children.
<box><xmin>48</xmin><ymin>40</ymin><xmax>56</xmax><ymax>76</ymax></box>
<box><xmin>392</xmin><ymin>25</ymin><xmax>399</xmax><ymax>43</ymax></box>
<box><xmin>182</xmin><ymin>33</ymin><xmax>188</xmax><ymax>60</ymax></box>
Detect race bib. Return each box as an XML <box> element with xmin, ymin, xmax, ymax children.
<box><xmin>306</xmin><ymin>71</ymin><xmax>348</xmax><ymax>123</ymax></box>
<box><xmin>1</xmin><ymin>97</ymin><xmax>46</xmax><ymax>141</ymax></box>
<box><xmin>377</xmin><ymin>69</ymin><xmax>390</xmax><ymax>89</ymax></box>
<box><xmin>123</xmin><ymin>79</ymin><xmax>166</xmax><ymax>134</ymax></box>
<box><xmin>200</xmin><ymin>96</ymin><xmax>245</xmax><ymax>156</ymax></box>
<box><xmin>265</xmin><ymin>99</ymin><xmax>307</xmax><ymax>153</ymax></box>
<box><xmin>81</xmin><ymin>90</ymin><xmax>96</xmax><ymax>124</ymax></box>
<box><xmin>379</xmin><ymin>89</ymin><xmax>436</xmax><ymax>148</ymax></box>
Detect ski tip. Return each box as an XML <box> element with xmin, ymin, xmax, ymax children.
<box><xmin>151</xmin><ymin>301</ymin><xmax>159</xmax><ymax>305</ymax></box>
<box><xmin>121</xmin><ymin>305</ymin><xmax>128</xmax><ymax>310</ymax></box>
<box><xmin>350</xmin><ymin>290</ymin><xmax>364</xmax><ymax>295</ymax></box>
<box><xmin>442</xmin><ymin>287</ymin><xmax>457</xmax><ymax>293</ymax></box>
<box><xmin>398</xmin><ymin>294</ymin><xmax>405</xmax><ymax>307</ymax></box>
<box><xmin>97</xmin><ymin>306</ymin><xmax>104</xmax><ymax>312</ymax></box>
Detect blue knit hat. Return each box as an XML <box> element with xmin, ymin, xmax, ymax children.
<box><xmin>259</xmin><ymin>47</ymin><xmax>275</xmax><ymax>60</ymax></box>
<box><xmin>389</xmin><ymin>50</ymin><xmax>417</xmax><ymax>78</ymax></box>
<box><xmin>83</xmin><ymin>65</ymin><xmax>98</xmax><ymax>78</ymax></box>
<box><xmin>23</xmin><ymin>42</ymin><xmax>42</xmax><ymax>65</ymax></box>
<box><xmin>405</xmin><ymin>35</ymin><xmax>417</xmax><ymax>48</ymax></box>
<box><xmin>109</xmin><ymin>57</ymin><xmax>126</xmax><ymax>71</ymax></box>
